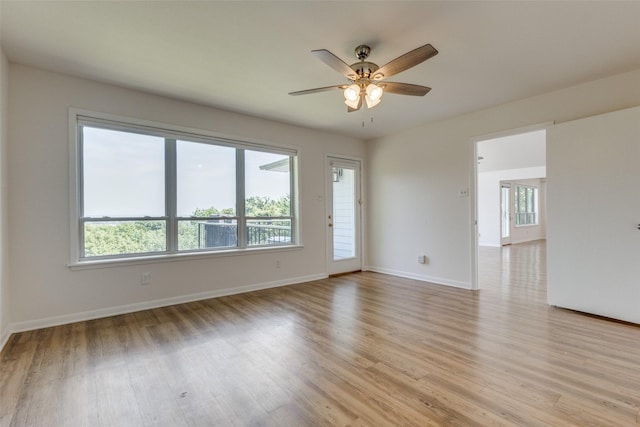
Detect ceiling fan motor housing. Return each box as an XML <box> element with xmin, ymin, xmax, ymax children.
<box><xmin>354</xmin><ymin>45</ymin><xmax>371</xmax><ymax>60</ymax></box>
<box><xmin>350</xmin><ymin>45</ymin><xmax>381</xmax><ymax>81</ymax></box>
<box><xmin>350</xmin><ymin>61</ymin><xmax>379</xmax><ymax>80</ymax></box>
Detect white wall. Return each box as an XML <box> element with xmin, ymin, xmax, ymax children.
<box><xmin>478</xmin><ymin>168</ymin><xmax>546</xmax><ymax>247</ymax></box>
<box><xmin>7</xmin><ymin>64</ymin><xmax>365</xmax><ymax>331</ymax></box>
<box><xmin>0</xmin><ymin>47</ymin><xmax>10</xmax><ymax>348</ymax></box>
<box><xmin>366</xmin><ymin>68</ymin><xmax>640</xmax><ymax>289</ymax></box>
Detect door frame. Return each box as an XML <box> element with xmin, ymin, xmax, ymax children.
<box><xmin>325</xmin><ymin>155</ymin><xmax>364</xmax><ymax>275</ymax></box>
<box><xmin>500</xmin><ymin>182</ymin><xmax>512</xmax><ymax>246</ymax></box>
<box><xmin>471</xmin><ymin>121</ymin><xmax>552</xmax><ymax>290</ymax></box>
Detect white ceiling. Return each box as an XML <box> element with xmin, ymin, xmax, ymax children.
<box><xmin>2</xmin><ymin>1</ymin><xmax>640</xmax><ymax>140</ymax></box>
<box><xmin>477</xmin><ymin>129</ymin><xmax>546</xmax><ymax>173</ymax></box>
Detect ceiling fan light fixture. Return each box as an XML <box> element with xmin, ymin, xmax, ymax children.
<box><xmin>365</xmin><ymin>83</ymin><xmax>383</xmax><ymax>108</ymax></box>
<box><xmin>344</xmin><ymin>96</ymin><xmax>361</xmax><ymax>109</ymax></box>
<box><xmin>366</xmin><ymin>83</ymin><xmax>383</xmax><ymax>101</ymax></box>
<box><xmin>344</xmin><ymin>84</ymin><xmax>360</xmax><ymax>101</ymax></box>
<box><xmin>344</xmin><ymin>84</ymin><xmax>361</xmax><ymax>109</ymax></box>
<box><xmin>365</xmin><ymin>96</ymin><xmax>381</xmax><ymax>109</ymax></box>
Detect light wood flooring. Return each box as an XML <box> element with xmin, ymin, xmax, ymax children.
<box><xmin>2</xmin><ymin>240</ymin><xmax>639</xmax><ymax>426</ymax></box>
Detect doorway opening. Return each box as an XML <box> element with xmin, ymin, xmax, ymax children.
<box><xmin>473</xmin><ymin>125</ymin><xmax>548</xmax><ymax>291</ymax></box>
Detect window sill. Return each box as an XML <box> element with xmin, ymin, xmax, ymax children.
<box><xmin>68</xmin><ymin>245</ymin><xmax>304</xmax><ymax>271</ymax></box>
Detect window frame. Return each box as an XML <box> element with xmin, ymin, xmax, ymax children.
<box><xmin>514</xmin><ymin>184</ymin><xmax>538</xmax><ymax>227</ymax></box>
<box><xmin>69</xmin><ymin>109</ymin><xmax>300</xmax><ymax>268</ymax></box>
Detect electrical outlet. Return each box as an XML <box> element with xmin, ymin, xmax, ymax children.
<box><xmin>459</xmin><ymin>188</ymin><xmax>470</xmax><ymax>198</ymax></box>
<box><xmin>141</xmin><ymin>272</ymin><xmax>151</xmax><ymax>285</ymax></box>
<box><xmin>275</xmin><ymin>260</ymin><xmax>280</xmax><ymax>269</ymax></box>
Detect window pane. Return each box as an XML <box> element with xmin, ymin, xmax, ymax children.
<box><xmin>333</xmin><ymin>167</ymin><xmax>356</xmax><ymax>260</ymax></box>
<box><xmin>177</xmin><ymin>141</ymin><xmax>236</xmax><ymax>217</ymax></box>
<box><xmin>178</xmin><ymin>219</ymin><xmax>238</xmax><ymax>250</ymax></box>
<box><xmin>526</xmin><ymin>188</ymin><xmax>534</xmax><ymax>213</ymax></box>
<box><xmin>77</xmin><ymin>116</ymin><xmax>298</xmax><ymax>261</ymax></box>
<box><xmin>83</xmin><ymin>220</ymin><xmax>166</xmax><ymax>257</ymax></box>
<box><xmin>517</xmin><ymin>187</ymin><xmax>526</xmax><ymax>213</ymax></box>
<box><xmin>82</xmin><ymin>127</ymin><xmax>165</xmax><ymax>217</ymax></box>
<box><xmin>245</xmin><ymin>151</ymin><xmax>290</xmax><ymax>217</ymax></box>
<box><xmin>247</xmin><ymin>219</ymin><xmax>292</xmax><ymax>246</ymax></box>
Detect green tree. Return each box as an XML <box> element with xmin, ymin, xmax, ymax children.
<box><xmin>245</xmin><ymin>195</ymin><xmax>290</xmax><ymax>217</ymax></box>
<box><xmin>84</xmin><ymin>195</ymin><xmax>291</xmax><ymax>256</ymax></box>
<box><xmin>192</xmin><ymin>206</ymin><xmax>235</xmax><ymax>217</ymax></box>
<box><xmin>84</xmin><ymin>221</ymin><xmax>165</xmax><ymax>257</ymax></box>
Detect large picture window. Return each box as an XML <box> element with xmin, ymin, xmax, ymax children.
<box><xmin>74</xmin><ymin>114</ymin><xmax>297</xmax><ymax>262</ymax></box>
<box><xmin>514</xmin><ymin>185</ymin><xmax>538</xmax><ymax>226</ymax></box>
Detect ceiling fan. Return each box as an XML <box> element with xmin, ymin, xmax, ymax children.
<box><xmin>289</xmin><ymin>43</ymin><xmax>438</xmax><ymax>112</ymax></box>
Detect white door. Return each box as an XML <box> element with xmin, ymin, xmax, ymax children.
<box><xmin>547</xmin><ymin>106</ymin><xmax>640</xmax><ymax>323</ymax></box>
<box><xmin>327</xmin><ymin>157</ymin><xmax>362</xmax><ymax>275</ymax></box>
<box><xmin>500</xmin><ymin>183</ymin><xmax>512</xmax><ymax>246</ymax></box>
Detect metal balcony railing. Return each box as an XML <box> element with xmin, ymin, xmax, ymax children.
<box><xmin>197</xmin><ymin>219</ymin><xmax>291</xmax><ymax>248</ymax></box>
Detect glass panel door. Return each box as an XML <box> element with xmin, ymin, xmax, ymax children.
<box><xmin>327</xmin><ymin>157</ymin><xmax>361</xmax><ymax>274</ymax></box>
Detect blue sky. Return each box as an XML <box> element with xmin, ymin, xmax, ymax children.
<box><xmin>82</xmin><ymin>127</ymin><xmax>289</xmax><ymax>217</ymax></box>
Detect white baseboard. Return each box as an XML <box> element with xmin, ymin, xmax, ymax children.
<box><xmin>363</xmin><ymin>266</ymin><xmax>471</xmax><ymax>290</ymax></box>
<box><xmin>6</xmin><ymin>273</ymin><xmax>327</xmax><ymax>340</ymax></box>
<box><xmin>480</xmin><ymin>238</ymin><xmax>546</xmax><ymax>248</ymax></box>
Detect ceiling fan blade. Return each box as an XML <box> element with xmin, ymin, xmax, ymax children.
<box><xmin>347</xmin><ymin>96</ymin><xmax>363</xmax><ymax>112</ymax></box>
<box><xmin>312</xmin><ymin>49</ymin><xmax>358</xmax><ymax>79</ymax></box>
<box><xmin>288</xmin><ymin>85</ymin><xmax>347</xmax><ymax>96</ymax></box>
<box><xmin>372</xmin><ymin>44</ymin><xmax>438</xmax><ymax>80</ymax></box>
<box><xmin>382</xmin><ymin>82</ymin><xmax>431</xmax><ymax>96</ymax></box>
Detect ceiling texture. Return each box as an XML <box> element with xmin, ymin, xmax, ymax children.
<box><xmin>2</xmin><ymin>1</ymin><xmax>640</xmax><ymax>140</ymax></box>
